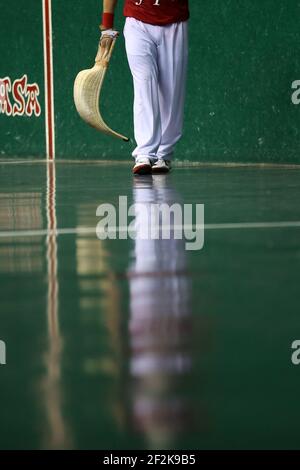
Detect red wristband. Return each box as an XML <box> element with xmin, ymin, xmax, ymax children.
<box><xmin>102</xmin><ymin>12</ymin><xmax>114</xmax><ymax>29</ymax></box>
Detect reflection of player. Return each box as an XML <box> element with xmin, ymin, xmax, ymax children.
<box><xmin>127</xmin><ymin>175</ymin><xmax>192</xmax><ymax>449</ymax></box>
<box><xmin>100</xmin><ymin>1</ymin><xmax>189</xmax><ymax>175</ymax></box>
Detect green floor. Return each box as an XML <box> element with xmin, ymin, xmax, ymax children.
<box><xmin>0</xmin><ymin>161</ymin><xmax>300</xmax><ymax>450</ymax></box>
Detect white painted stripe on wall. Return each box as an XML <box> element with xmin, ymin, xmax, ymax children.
<box><xmin>42</xmin><ymin>0</ymin><xmax>55</xmax><ymax>159</ymax></box>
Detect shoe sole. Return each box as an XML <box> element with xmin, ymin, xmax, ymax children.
<box><xmin>151</xmin><ymin>167</ymin><xmax>170</xmax><ymax>174</ymax></box>
<box><xmin>133</xmin><ymin>164</ymin><xmax>152</xmax><ymax>175</ymax></box>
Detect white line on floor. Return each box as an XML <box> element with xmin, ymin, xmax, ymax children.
<box><xmin>0</xmin><ymin>160</ymin><xmax>300</xmax><ymax>169</ymax></box>
<box><xmin>1</xmin><ymin>221</ymin><xmax>300</xmax><ymax>238</ymax></box>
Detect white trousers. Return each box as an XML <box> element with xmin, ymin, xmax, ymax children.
<box><xmin>123</xmin><ymin>17</ymin><xmax>188</xmax><ymax>161</ymax></box>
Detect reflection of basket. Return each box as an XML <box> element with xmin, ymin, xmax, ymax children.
<box><xmin>73</xmin><ymin>35</ymin><xmax>129</xmax><ymax>142</ymax></box>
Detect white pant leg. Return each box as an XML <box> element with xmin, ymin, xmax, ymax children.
<box><xmin>157</xmin><ymin>21</ymin><xmax>189</xmax><ymax>161</ymax></box>
<box><xmin>124</xmin><ymin>18</ymin><xmax>161</xmax><ymax>161</ymax></box>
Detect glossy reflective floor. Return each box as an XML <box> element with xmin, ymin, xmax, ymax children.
<box><xmin>0</xmin><ymin>161</ymin><xmax>300</xmax><ymax>450</ymax></box>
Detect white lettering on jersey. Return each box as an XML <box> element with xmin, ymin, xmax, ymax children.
<box><xmin>135</xmin><ymin>0</ymin><xmax>161</xmax><ymax>6</ymax></box>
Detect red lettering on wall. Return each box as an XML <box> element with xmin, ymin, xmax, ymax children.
<box><xmin>12</xmin><ymin>75</ymin><xmax>27</xmax><ymax>116</ymax></box>
<box><xmin>0</xmin><ymin>77</ymin><xmax>13</xmax><ymax>116</ymax></box>
<box><xmin>0</xmin><ymin>75</ymin><xmax>41</xmax><ymax>118</ymax></box>
<box><xmin>26</xmin><ymin>83</ymin><xmax>41</xmax><ymax>117</ymax></box>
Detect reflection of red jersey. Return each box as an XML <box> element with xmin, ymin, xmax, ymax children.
<box><xmin>124</xmin><ymin>0</ymin><xmax>189</xmax><ymax>26</ymax></box>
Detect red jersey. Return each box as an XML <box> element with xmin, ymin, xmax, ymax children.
<box><xmin>123</xmin><ymin>0</ymin><xmax>189</xmax><ymax>26</ymax></box>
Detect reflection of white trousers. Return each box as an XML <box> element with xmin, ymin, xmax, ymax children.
<box><xmin>124</xmin><ymin>18</ymin><xmax>188</xmax><ymax>161</ymax></box>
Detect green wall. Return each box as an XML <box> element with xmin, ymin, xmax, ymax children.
<box><xmin>1</xmin><ymin>0</ymin><xmax>300</xmax><ymax>163</ymax></box>
<box><xmin>0</xmin><ymin>0</ymin><xmax>45</xmax><ymax>156</ymax></box>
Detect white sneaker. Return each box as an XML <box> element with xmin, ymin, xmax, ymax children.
<box><xmin>152</xmin><ymin>159</ymin><xmax>172</xmax><ymax>174</ymax></box>
<box><xmin>132</xmin><ymin>157</ymin><xmax>152</xmax><ymax>175</ymax></box>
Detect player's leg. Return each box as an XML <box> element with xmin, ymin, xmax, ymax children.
<box><xmin>123</xmin><ymin>18</ymin><xmax>161</xmax><ymax>174</ymax></box>
<box><xmin>153</xmin><ymin>21</ymin><xmax>189</xmax><ymax>173</ymax></box>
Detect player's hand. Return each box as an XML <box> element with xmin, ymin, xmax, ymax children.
<box><xmin>100</xmin><ymin>28</ymin><xmax>119</xmax><ymax>39</ymax></box>
<box><xmin>99</xmin><ymin>29</ymin><xmax>119</xmax><ymax>49</ymax></box>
